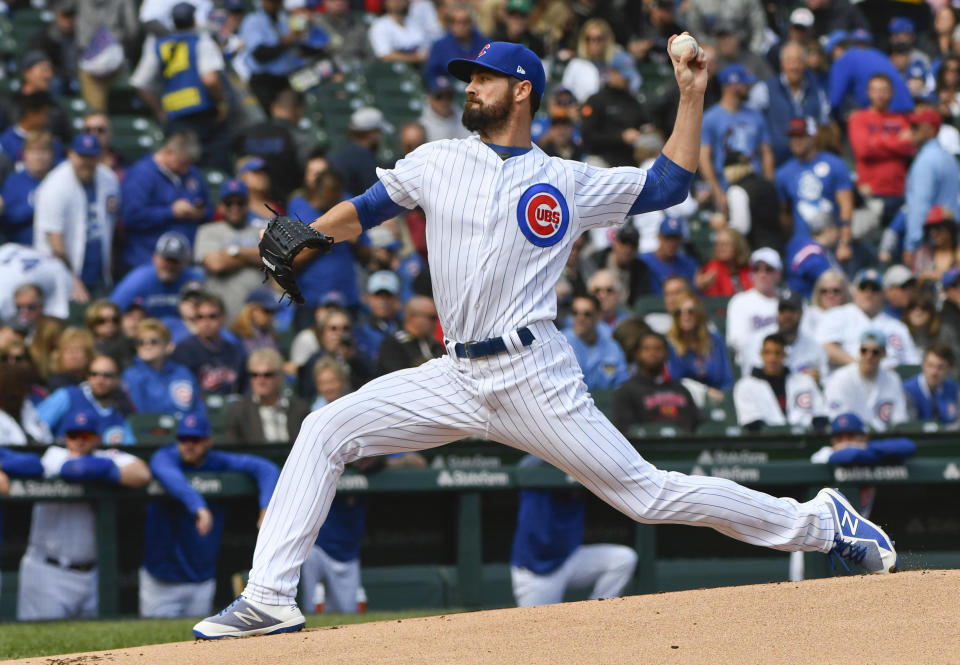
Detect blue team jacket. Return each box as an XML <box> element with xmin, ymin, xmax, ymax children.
<box><xmin>903</xmin><ymin>375</ymin><xmax>959</xmax><ymax>424</ymax></box>
<box><xmin>144</xmin><ymin>445</ymin><xmax>278</xmax><ymax>583</ymax></box>
<box><xmin>315</xmin><ymin>495</ymin><xmax>369</xmax><ymax>562</ymax></box>
<box><xmin>122</xmin><ymin>357</ymin><xmax>204</xmax><ymax>415</ymax></box>
<box><xmin>36</xmin><ymin>384</ymin><xmax>135</xmax><ymax>445</ymax></box>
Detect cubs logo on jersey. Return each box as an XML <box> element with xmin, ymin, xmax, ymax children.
<box><xmin>795</xmin><ymin>391</ymin><xmax>812</xmax><ymax>409</ymax></box>
<box><xmin>516</xmin><ymin>184</ymin><xmax>569</xmax><ymax>247</ymax></box>
<box><xmin>104</xmin><ymin>426</ymin><xmax>125</xmax><ymax>446</ymax></box>
<box><xmin>878</xmin><ymin>401</ymin><xmax>893</xmax><ymax>423</ymax></box>
<box><xmin>170</xmin><ymin>380</ymin><xmax>195</xmax><ymax>410</ymax></box>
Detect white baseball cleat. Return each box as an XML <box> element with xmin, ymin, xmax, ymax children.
<box><xmin>193</xmin><ymin>595</ymin><xmax>305</xmax><ymax>639</ymax></box>
<box><xmin>818</xmin><ymin>488</ymin><xmax>898</xmax><ymax>574</ymax></box>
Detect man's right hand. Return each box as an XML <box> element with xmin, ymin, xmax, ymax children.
<box><xmin>172</xmin><ymin>199</ymin><xmax>204</xmax><ymax>219</ymax></box>
<box><xmin>196</xmin><ymin>507</ymin><xmax>214</xmax><ymax>536</ymax></box>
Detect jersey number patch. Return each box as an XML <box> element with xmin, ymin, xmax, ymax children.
<box><xmin>516</xmin><ymin>184</ymin><xmax>569</xmax><ymax>247</ymax></box>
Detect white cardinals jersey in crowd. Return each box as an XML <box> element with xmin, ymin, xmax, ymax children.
<box><xmin>243</xmin><ymin>137</ymin><xmax>837</xmax><ymax>607</ymax></box>
<box><xmin>0</xmin><ymin>243</ymin><xmax>74</xmax><ymax>321</ymax></box>
<box><xmin>823</xmin><ymin>364</ymin><xmax>908</xmax><ymax>432</ymax></box>
<box><xmin>733</xmin><ymin>372</ymin><xmax>827</xmax><ymax>428</ymax></box>
<box><xmin>815</xmin><ymin>303</ymin><xmax>920</xmax><ymax>373</ymax></box>
<box><xmin>725</xmin><ymin>289</ymin><xmax>779</xmax><ymax>365</ymax></box>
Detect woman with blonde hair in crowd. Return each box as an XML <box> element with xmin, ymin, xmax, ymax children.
<box><xmin>27</xmin><ymin>317</ymin><xmax>65</xmax><ymax>382</ymax></box>
<box><xmin>695</xmin><ymin>227</ymin><xmax>753</xmax><ymax>297</ymax></box>
<box><xmin>561</xmin><ymin>18</ymin><xmax>637</xmax><ymax>103</ymax></box>
<box><xmin>45</xmin><ymin>327</ymin><xmax>95</xmax><ymax>390</ymax></box>
<box><xmin>801</xmin><ymin>269</ymin><xmax>850</xmax><ymax>341</ymax></box>
<box><xmin>85</xmin><ymin>299</ymin><xmax>133</xmax><ymax>367</ymax></box>
<box><xmin>230</xmin><ymin>289</ymin><xmax>280</xmax><ymax>354</ymax></box>
<box><xmin>665</xmin><ymin>292</ymin><xmax>732</xmax><ymax>405</ymax></box>
<box><xmin>311</xmin><ymin>357</ymin><xmax>348</xmax><ymax>410</ymax></box>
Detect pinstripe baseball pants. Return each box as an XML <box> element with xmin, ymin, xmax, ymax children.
<box><xmin>245</xmin><ymin>321</ymin><xmax>835</xmax><ymax>605</ymax></box>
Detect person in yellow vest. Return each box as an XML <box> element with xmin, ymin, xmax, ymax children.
<box><xmin>130</xmin><ymin>2</ymin><xmax>230</xmax><ymax>171</ymax></box>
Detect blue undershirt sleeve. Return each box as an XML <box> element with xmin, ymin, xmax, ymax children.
<box><xmin>349</xmin><ymin>181</ymin><xmax>407</xmax><ymax>231</ymax></box>
<box><xmin>628</xmin><ymin>154</ymin><xmax>695</xmax><ymax>216</ymax></box>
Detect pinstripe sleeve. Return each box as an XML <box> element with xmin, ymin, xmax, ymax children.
<box><xmin>571</xmin><ymin>162</ymin><xmax>647</xmax><ymax>232</ymax></box>
<box><xmin>376</xmin><ymin>142</ymin><xmax>435</xmax><ymax>210</ymax></box>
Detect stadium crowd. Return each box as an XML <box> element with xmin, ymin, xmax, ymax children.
<box><xmin>0</xmin><ymin>0</ymin><xmax>959</xmax><ymax>620</ymax></box>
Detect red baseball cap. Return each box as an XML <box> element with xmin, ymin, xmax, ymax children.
<box><xmin>925</xmin><ymin>204</ymin><xmax>954</xmax><ymax>225</ymax></box>
<box><xmin>787</xmin><ymin>117</ymin><xmax>816</xmax><ymax>136</ymax></box>
<box><xmin>908</xmin><ymin>108</ymin><xmax>942</xmax><ymax>131</ymax></box>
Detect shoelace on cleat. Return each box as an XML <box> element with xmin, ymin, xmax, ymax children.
<box><xmin>217</xmin><ymin>595</ymin><xmax>245</xmax><ymax>617</ymax></box>
<box><xmin>829</xmin><ymin>533</ymin><xmax>868</xmax><ymax>569</ymax></box>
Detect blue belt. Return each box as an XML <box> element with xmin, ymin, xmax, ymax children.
<box><xmin>452</xmin><ymin>327</ymin><xmax>535</xmax><ymax>359</ymax></box>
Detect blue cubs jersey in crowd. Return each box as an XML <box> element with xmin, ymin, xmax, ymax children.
<box><xmin>110</xmin><ymin>264</ymin><xmax>205</xmax><ymax>319</ymax></box>
<box><xmin>314</xmin><ymin>495</ymin><xmax>369</xmax><ymax>562</ymax></box>
<box><xmin>122</xmin><ymin>357</ymin><xmax>203</xmax><ymax>415</ymax></box>
<box><xmin>510</xmin><ymin>456</ymin><xmax>585</xmax><ymax>575</ymax></box>
<box><xmin>903</xmin><ymin>375</ymin><xmax>959</xmax><ymax>424</ymax></box>
<box><xmin>666</xmin><ymin>330</ymin><xmax>734</xmax><ymax>390</ymax></box>
<box><xmin>785</xmin><ymin>234</ymin><xmax>835</xmax><ymax>298</ymax></box>
<box><xmin>119</xmin><ymin>155</ymin><xmax>210</xmax><ymax>268</ymax></box>
<box><xmin>286</xmin><ymin>196</ymin><xmax>365</xmax><ymax>307</ymax></box>
<box><xmin>144</xmin><ymin>444</ymin><xmax>279</xmax><ymax>583</ymax></box>
<box><xmin>701</xmin><ymin>105</ymin><xmax>771</xmax><ymax>186</ymax></box>
<box><xmin>775</xmin><ymin>150</ymin><xmax>853</xmax><ymax>240</ymax></box>
<box><xmin>639</xmin><ymin>251</ymin><xmax>698</xmax><ymax>295</ymax></box>
<box><xmin>561</xmin><ymin>328</ymin><xmax>629</xmax><ymax>391</ymax></box>
<box><xmin>36</xmin><ymin>384</ymin><xmax>135</xmax><ymax>445</ymax></box>
<box><xmin>1</xmin><ymin>169</ymin><xmax>45</xmax><ymax>244</ymax></box>
<box><xmin>156</xmin><ymin>32</ymin><xmax>215</xmax><ymax>120</ymax></box>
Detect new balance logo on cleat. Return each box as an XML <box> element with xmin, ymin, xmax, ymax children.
<box><xmin>818</xmin><ymin>488</ymin><xmax>898</xmax><ymax>575</ymax></box>
<box><xmin>232</xmin><ymin>607</ymin><xmax>264</xmax><ymax>626</ymax></box>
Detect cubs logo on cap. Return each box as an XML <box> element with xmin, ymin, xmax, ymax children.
<box><xmin>516</xmin><ymin>184</ymin><xmax>569</xmax><ymax>247</ymax></box>
<box><xmin>177</xmin><ymin>411</ymin><xmax>211</xmax><ymax>439</ymax></box>
<box><xmin>831</xmin><ymin>412</ymin><xmax>865</xmax><ymax>434</ymax></box>
<box><xmin>447</xmin><ymin>41</ymin><xmax>546</xmax><ymax>98</ymax></box>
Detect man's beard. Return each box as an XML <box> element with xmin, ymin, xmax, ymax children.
<box><xmin>462</xmin><ymin>89</ymin><xmax>512</xmax><ymax>134</ymax></box>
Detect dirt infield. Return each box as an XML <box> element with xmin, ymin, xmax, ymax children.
<box><xmin>8</xmin><ymin>569</ymin><xmax>959</xmax><ymax>665</ymax></box>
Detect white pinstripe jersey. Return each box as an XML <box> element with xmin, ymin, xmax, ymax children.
<box><xmin>378</xmin><ymin>135</ymin><xmax>647</xmax><ymax>342</ymax></box>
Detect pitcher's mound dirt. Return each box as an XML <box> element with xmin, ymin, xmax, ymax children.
<box><xmin>11</xmin><ymin>569</ymin><xmax>960</xmax><ymax>665</ymax></box>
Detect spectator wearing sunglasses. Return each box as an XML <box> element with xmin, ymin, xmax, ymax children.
<box><xmin>171</xmin><ymin>292</ymin><xmax>247</xmax><ymax>397</ymax></box>
<box><xmin>725</xmin><ymin>248</ymin><xmax>782</xmax><ymax>369</ymax></box>
<box><xmin>376</xmin><ymin>295</ymin><xmax>444</xmax><ymax>375</ymax></box>
<box><xmin>194</xmin><ymin>179</ymin><xmax>265</xmax><ymax>324</ymax></box>
<box><xmin>17</xmin><ymin>406</ymin><xmax>150</xmax><ymax>621</ymax></box>
<box><xmin>84</xmin><ymin>299</ymin><xmax>133</xmax><ymax>368</ymax></box>
<box><xmin>37</xmin><ymin>353</ymin><xmax>136</xmax><ymax>445</ymax></box>
<box><xmin>824</xmin><ymin>329</ymin><xmax>908</xmax><ymax>432</ymax></box>
<box><xmin>561</xmin><ymin>295</ymin><xmax>629</xmax><ymax>391</ymax></box>
<box><xmin>223</xmin><ymin>349</ymin><xmax>310</xmax><ymax>445</ymax></box>
<box><xmin>122</xmin><ymin>318</ymin><xmax>202</xmax><ymax>416</ymax></box>
<box><xmin>666</xmin><ymin>292</ymin><xmax>733</xmax><ymax>405</ymax></box>
<box><xmin>816</xmin><ymin>267</ymin><xmax>919</xmax><ymax>375</ymax></box>
<box><xmin>0</xmin><ymin>338</ymin><xmax>52</xmax><ymax>445</ymax></box>
<box><xmin>140</xmin><ymin>412</ymin><xmax>278</xmax><ymax>617</ymax></box>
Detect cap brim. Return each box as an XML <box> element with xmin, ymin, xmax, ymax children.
<box><xmin>447</xmin><ymin>58</ymin><xmax>512</xmax><ymax>84</ymax></box>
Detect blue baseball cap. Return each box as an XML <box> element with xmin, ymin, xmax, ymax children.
<box><xmin>853</xmin><ymin>267</ymin><xmax>882</xmax><ymax>288</ymax></box>
<box><xmin>889</xmin><ymin>17</ymin><xmax>915</xmax><ymax>35</ymax></box>
<box><xmin>831</xmin><ymin>412</ymin><xmax>865</xmax><ymax>435</ymax></box>
<box><xmin>178</xmin><ymin>412</ymin><xmax>211</xmax><ymax>439</ymax></box>
<box><xmin>823</xmin><ymin>30</ymin><xmax>848</xmax><ymax>55</ymax></box>
<box><xmin>447</xmin><ymin>41</ymin><xmax>546</xmax><ymax>99</ymax></box>
<box><xmin>237</xmin><ymin>157</ymin><xmax>267</xmax><ymax>175</ymax></box>
<box><xmin>659</xmin><ymin>217</ymin><xmax>685</xmax><ymax>237</ymax></box>
<box><xmin>219</xmin><ymin>178</ymin><xmax>249</xmax><ymax>201</ymax></box>
<box><xmin>245</xmin><ymin>287</ymin><xmax>280</xmax><ymax>311</ymax></box>
<box><xmin>427</xmin><ymin>74</ymin><xmax>454</xmax><ymax>95</ymax></box>
<box><xmin>943</xmin><ymin>266</ymin><xmax>960</xmax><ymax>289</ymax></box>
<box><xmin>71</xmin><ymin>132</ymin><xmax>101</xmax><ymax>156</ymax></box>
<box><xmin>716</xmin><ymin>64</ymin><xmax>756</xmax><ymax>86</ymax></box>
<box><xmin>850</xmin><ymin>28</ymin><xmax>872</xmax><ymax>44</ymax></box>
<box><xmin>63</xmin><ymin>407</ymin><xmax>100</xmax><ymax>434</ymax></box>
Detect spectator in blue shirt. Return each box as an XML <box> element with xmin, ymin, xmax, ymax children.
<box><xmin>0</xmin><ymin>130</ymin><xmax>55</xmax><ymax>244</ymax></box>
<box><xmin>510</xmin><ymin>455</ymin><xmax>637</xmax><ymax>607</ymax></box>
<box><xmin>141</xmin><ymin>412</ymin><xmax>279</xmax><ymax>617</ymax></box>
<box><xmin>238</xmin><ymin>0</ymin><xmax>305</xmax><ymax>111</ymax></box>
<box><xmin>328</xmin><ymin>107</ymin><xmax>389</xmax><ymax>198</ymax></box>
<box><xmin>666</xmin><ymin>291</ymin><xmax>733</xmax><ymax>401</ymax></box>
<box><xmin>37</xmin><ymin>353</ymin><xmax>136</xmax><ymax>446</ymax></box>
<box><xmin>110</xmin><ymin>232</ymin><xmax>205</xmax><ymax>319</ymax></box>
<box><xmin>700</xmin><ymin>64</ymin><xmax>774</xmax><ymax>215</ymax></box>
<box><xmin>171</xmin><ymin>292</ymin><xmax>246</xmax><ymax>396</ymax></box>
<box><xmin>903</xmin><ymin>108</ymin><xmax>960</xmax><ymax>262</ymax></box>
<box><xmin>123</xmin><ymin>318</ymin><xmax>203</xmax><ymax>416</ymax></box>
<box><xmin>749</xmin><ymin>42</ymin><xmax>830</xmax><ymax>166</ymax></box>
<box><xmin>828</xmin><ymin>29</ymin><xmax>914</xmax><ymax>120</ymax></box>
<box><xmin>562</xmin><ymin>295</ymin><xmax>629</xmax><ymax>391</ymax></box>
<box><xmin>639</xmin><ymin>217</ymin><xmax>698</xmax><ymax>295</ymax></box>
<box><xmin>354</xmin><ymin>271</ymin><xmax>402</xmax><ymax>364</ymax></box>
<box><xmin>904</xmin><ymin>343</ymin><xmax>959</xmax><ymax>425</ymax></box>
<box><xmin>423</xmin><ymin>4</ymin><xmax>488</xmax><ymax>86</ymax></box>
<box><xmin>119</xmin><ymin>131</ymin><xmax>210</xmax><ymax>271</ymax></box>
<box><xmin>0</xmin><ymin>92</ymin><xmax>65</xmax><ymax>165</ymax></box>
<box><xmin>775</xmin><ymin>117</ymin><xmax>854</xmax><ymax>245</ymax></box>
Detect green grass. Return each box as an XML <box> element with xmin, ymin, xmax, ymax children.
<box><xmin>0</xmin><ymin>610</ymin><xmax>450</xmax><ymax>660</ymax></box>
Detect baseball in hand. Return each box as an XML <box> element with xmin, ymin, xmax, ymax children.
<box><xmin>671</xmin><ymin>34</ymin><xmax>699</xmax><ymax>59</ymax></box>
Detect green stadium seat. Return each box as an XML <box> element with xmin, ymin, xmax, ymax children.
<box><xmin>892</xmin><ymin>420</ymin><xmax>942</xmax><ymax>434</ymax></box>
<box><xmin>696</xmin><ymin>421</ymin><xmax>743</xmax><ymax>437</ymax></box>
<box><xmin>204</xmin><ymin>169</ymin><xmax>227</xmax><ymax>202</ymax></box>
<box><xmin>633</xmin><ymin>294</ymin><xmax>666</xmax><ymax>316</ymax></box>
<box><xmin>129</xmin><ymin>413</ymin><xmax>178</xmax><ymax>445</ymax></box>
<box><xmin>894</xmin><ymin>364</ymin><xmax>920</xmax><ymax>381</ymax></box>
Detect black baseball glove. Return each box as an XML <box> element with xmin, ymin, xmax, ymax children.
<box><xmin>259</xmin><ymin>209</ymin><xmax>334</xmax><ymax>304</ymax></box>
